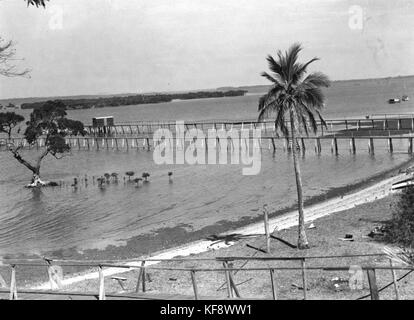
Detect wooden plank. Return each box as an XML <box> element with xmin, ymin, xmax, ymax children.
<box><xmin>190</xmin><ymin>271</ymin><xmax>199</xmax><ymax>300</ymax></box>
<box><xmin>367</xmin><ymin>269</ymin><xmax>380</xmax><ymax>300</ymax></box>
<box><xmin>98</xmin><ymin>266</ymin><xmax>105</xmax><ymax>300</ymax></box>
<box><xmin>228</xmin><ymin>263</ymin><xmax>241</xmax><ymax>298</ymax></box>
<box><xmin>269</xmin><ymin>269</ymin><xmax>278</xmax><ymax>300</ymax></box>
<box><xmin>223</xmin><ymin>261</ymin><xmax>233</xmax><ymax>298</ymax></box>
<box><xmin>389</xmin><ymin>259</ymin><xmax>400</xmax><ymax>300</ymax></box>
<box><xmin>263</xmin><ymin>205</ymin><xmax>271</xmax><ymax>254</ymax></box>
<box><xmin>135</xmin><ymin>261</ymin><xmax>146</xmax><ymax>293</ymax></box>
<box><xmin>301</xmin><ymin>258</ymin><xmax>307</xmax><ymax>300</ymax></box>
<box><xmin>9</xmin><ymin>265</ymin><xmax>17</xmax><ymax>300</ymax></box>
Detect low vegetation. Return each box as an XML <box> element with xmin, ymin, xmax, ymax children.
<box><xmin>20</xmin><ymin>90</ymin><xmax>247</xmax><ymax>110</ymax></box>
<box><xmin>384</xmin><ymin>186</ymin><xmax>414</xmax><ymax>248</ymax></box>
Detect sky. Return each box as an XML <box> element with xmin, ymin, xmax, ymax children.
<box><xmin>0</xmin><ymin>0</ymin><xmax>414</xmax><ymax>99</ymax></box>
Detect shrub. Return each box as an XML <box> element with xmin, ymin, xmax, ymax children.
<box><xmin>384</xmin><ymin>186</ymin><xmax>414</xmax><ymax>247</ymax></box>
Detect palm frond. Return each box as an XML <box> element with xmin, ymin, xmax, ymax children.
<box><xmin>383</xmin><ymin>246</ymin><xmax>414</xmax><ymax>266</ymax></box>
<box><xmin>292</xmin><ymin>57</ymin><xmax>320</xmax><ymax>83</ymax></box>
<box><xmin>261</xmin><ymin>71</ymin><xmax>278</xmax><ymax>84</ymax></box>
<box><xmin>274</xmin><ymin>100</ymin><xmax>289</xmax><ymax>136</ymax></box>
<box><xmin>286</xmin><ymin>43</ymin><xmax>303</xmax><ymax>82</ymax></box>
<box><xmin>266</xmin><ymin>55</ymin><xmax>284</xmax><ymax>79</ymax></box>
<box><xmin>298</xmin><ymin>102</ymin><xmax>318</xmax><ymax>135</ymax></box>
<box><xmin>258</xmin><ymin>43</ymin><xmax>329</xmax><ymax>138</ymax></box>
<box><xmin>315</xmin><ymin>110</ymin><xmax>327</xmax><ymax>129</ymax></box>
<box><xmin>302</xmin><ymin>72</ymin><xmax>331</xmax><ymax>88</ymax></box>
<box><xmin>299</xmin><ymin>113</ymin><xmax>309</xmax><ymax>136</ymax></box>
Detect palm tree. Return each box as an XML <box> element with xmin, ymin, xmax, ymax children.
<box><xmin>258</xmin><ymin>43</ymin><xmax>330</xmax><ymax>249</ymax></box>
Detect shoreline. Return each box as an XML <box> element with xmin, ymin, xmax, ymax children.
<box><xmin>29</xmin><ymin>157</ymin><xmax>413</xmax><ymax>290</ymax></box>
<box><xmin>38</xmin><ymin>156</ymin><xmax>414</xmax><ymax>259</ymax></box>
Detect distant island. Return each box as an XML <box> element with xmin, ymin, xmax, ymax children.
<box><xmin>20</xmin><ymin>90</ymin><xmax>247</xmax><ymax>110</ymax></box>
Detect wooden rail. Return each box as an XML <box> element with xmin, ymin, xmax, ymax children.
<box><xmin>79</xmin><ymin>116</ymin><xmax>414</xmax><ymax>136</ymax></box>
<box><xmin>2</xmin><ymin>134</ymin><xmax>414</xmax><ymax>155</ymax></box>
<box><xmin>0</xmin><ymin>253</ymin><xmax>410</xmax><ymax>300</ymax></box>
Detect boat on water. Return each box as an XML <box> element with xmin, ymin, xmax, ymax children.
<box><xmin>388</xmin><ymin>98</ymin><xmax>401</xmax><ymax>104</ymax></box>
<box><xmin>402</xmin><ymin>95</ymin><xmax>409</xmax><ymax>101</ymax></box>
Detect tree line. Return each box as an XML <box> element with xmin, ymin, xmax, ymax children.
<box><xmin>20</xmin><ymin>90</ymin><xmax>248</xmax><ymax>110</ymax></box>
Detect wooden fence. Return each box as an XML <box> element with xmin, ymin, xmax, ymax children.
<box><xmin>0</xmin><ymin>253</ymin><xmax>412</xmax><ymax>300</ymax></box>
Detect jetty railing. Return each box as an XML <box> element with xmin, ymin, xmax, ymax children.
<box><xmin>2</xmin><ymin>116</ymin><xmax>414</xmax><ymax>140</ymax></box>
<box><xmin>0</xmin><ymin>253</ymin><xmax>412</xmax><ymax>300</ymax></box>
<box><xmin>80</xmin><ymin>116</ymin><xmax>414</xmax><ymax>136</ymax></box>
<box><xmin>2</xmin><ymin>134</ymin><xmax>414</xmax><ymax>155</ymax></box>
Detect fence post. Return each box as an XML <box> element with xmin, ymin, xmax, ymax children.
<box><xmin>98</xmin><ymin>265</ymin><xmax>105</xmax><ymax>300</ymax></box>
<box><xmin>135</xmin><ymin>261</ymin><xmax>146</xmax><ymax>293</ymax></box>
<box><xmin>389</xmin><ymin>259</ymin><xmax>400</xmax><ymax>300</ymax></box>
<box><xmin>228</xmin><ymin>262</ymin><xmax>241</xmax><ymax>298</ymax></box>
<box><xmin>190</xmin><ymin>270</ymin><xmax>199</xmax><ymax>300</ymax></box>
<box><xmin>223</xmin><ymin>261</ymin><xmax>233</xmax><ymax>298</ymax></box>
<box><xmin>9</xmin><ymin>265</ymin><xmax>17</xmax><ymax>300</ymax></box>
<box><xmin>367</xmin><ymin>268</ymin><xmax>379</xmax><ymax>300</ymax></box>
<box><xmin>301</xmin><ymin>258</ymin><xmax>307</xmax><ymax>300</ymax></box>
<box><xmin>269</xmin><ymin>269</ymin><xmax>278</xmax><ymax>300</ymax></box>
<box><xmin>263</xmin><ymin>205</ymin><xmax>271</xmax><ymax>254</ymax></box>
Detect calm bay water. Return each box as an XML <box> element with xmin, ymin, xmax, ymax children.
<box><xmin>0</xmin><ymin>77</ymin><xmax>413</xmax><ymax>257</ymax></box>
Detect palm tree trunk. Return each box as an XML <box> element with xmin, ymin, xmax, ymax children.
<box><xmin>289</xmin><ymin>111</ymin><xmax>309</xmax><ymax>249</ymax></box>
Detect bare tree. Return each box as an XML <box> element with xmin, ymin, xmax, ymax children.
<box><xmin>6</xmin><ymin>100</ymin><xmax>86</xmax><ymax>187</ymax></box>
<box><xmin>26</xmin><ymin>0</ymin><xmax>49</xmax><ymax>7</ymax></box>
<box><xmin>0</xmin><ymin>38</ymin><xmax>30</xmax><ymax>77</ymax></box>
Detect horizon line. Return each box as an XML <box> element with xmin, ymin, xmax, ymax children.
<box><xmin>1</xmin><ymin>74</ymin><xmax>413</xmax><ymax>102</ymax></box>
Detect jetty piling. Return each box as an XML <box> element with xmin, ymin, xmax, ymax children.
<box><xmin>350</xmin><ymin>137</ymin><xmax>356</xmax><ymax>154</ymax></box>
<box><xmin>368</xmin><ymin>138</ymin><xmax>374</xmax><ymax>155</ymax></box>
<box><xmin>388</xmin><ymin>138</ymin><xmax>394</xmax><ymax>153</ymax></box>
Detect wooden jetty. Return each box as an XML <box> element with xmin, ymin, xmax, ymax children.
<box><xmin>82</xmin><ymin>115</ymin><xmax>414</xmax><ymax>136</ymax></box>
<box><xmin>2</xmin><ymin>115</ymin><xmax>414</xmax><ymax>155</ymax></box>
<box><xmin>2</xmin><ymin>134</ymin><xmax>414</xmax><ymax>155</ymax></box>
